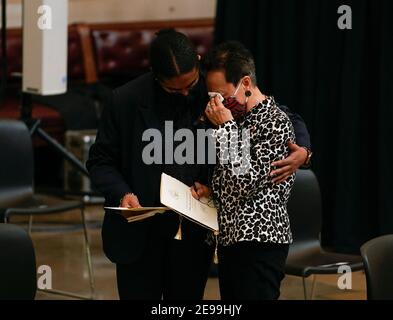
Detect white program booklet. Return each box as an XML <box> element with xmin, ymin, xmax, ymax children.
<box><xmin>160</xmin><ymin>173</ymin><xmax>219</xmax><ymax>232</ymax></box>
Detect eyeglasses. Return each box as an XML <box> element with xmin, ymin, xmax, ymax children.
<box><xmin>159</xmin><ymin>73</ymin><xmax>200</xmax><ymax>94</ymax></box>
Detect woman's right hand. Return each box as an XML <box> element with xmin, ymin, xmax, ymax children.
<box><xmin>191</xmin><ymin>182</ymin><xmax>212</xmax><ymax>200</ymax></box>
<box><xmin>120</xmin><ymin>193</ymin><xmax>142</xmax><ymax>208</ymax></box>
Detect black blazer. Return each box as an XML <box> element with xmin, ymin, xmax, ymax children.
<box><xmin>87</xmin><ymin>73</ymin><xmax>210</xmax><ymax>264</ymax></box>
<box><xmin>87</xmin><ymin>72</ymin><xmax>311</xmax><ymax>264</ymax></box>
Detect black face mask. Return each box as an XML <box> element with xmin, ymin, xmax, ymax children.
<box><xmin>155</xmin><ymin>78</ymin><xmax>203</xmax><ymax>126</ymax></box>
<box><xmin>154</xmin><ymin>93</ymin><xmax>187</xmax><ymax>126</ymax></box>
<box><xmin>185</xmin><ymin>86</ymin><xmax>200</xmax><ymax>105</ymax></box>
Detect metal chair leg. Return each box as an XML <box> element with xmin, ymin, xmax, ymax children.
<box><xmin>5</xmin><ymin>207</ymin><xmax>96</xmax><ymax>300</ymax></box>
<box><xmin>4</xmin><ymin>209</ymin><xmax>10</xmax><ymax>223</ymax></box>
<box><xmin>80</xmin><ymin>206</ymin><xmax>96</xmax><ymax>299</ymax></box>
<box><xmin>28</xmin><ymin>215</ymin><xmax>33</xmax><ymax>234</ymax></box>
<box><xmin>37</xmin><ymin>208</ymin><xmax>96</xmax><ymax>300</ymax></box>
<box><xmin>40</xmin><ymin>206</ymin><xmax>97</xmax><ymax>300</ymax></box>
<box><xmin>310</xmin><ymin>275</ymin><xmax>317</xmax><ymax>299</ymax></box>
<box><xmin>37</xmin><ymin>288</ymin><xmax>94</xmax><ymax>300</ymax></box>
<box><xmin>302</xmin><ymin>277</ymin><xmax>308</xmax><ymax>300</ymax></box>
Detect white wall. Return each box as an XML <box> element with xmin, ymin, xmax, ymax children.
<box><xmin>3</xmin><ymin>0</ymin><xmax>217</xmax><ymax>28</ymax></box>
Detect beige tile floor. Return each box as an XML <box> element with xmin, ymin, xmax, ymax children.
<box><xmin>13</xmin><ymin>203</ymin><xmax>366</xmax><ymax>300</ymax></box>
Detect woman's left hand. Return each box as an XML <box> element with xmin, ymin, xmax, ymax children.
<box><xmin>205</xmin><ymin>95</ymin><xmax>233</xmax><ymax>126</ymax></box>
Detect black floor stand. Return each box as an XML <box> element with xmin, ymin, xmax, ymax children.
<box><xmin>20</xmin><ymin>92</ymin><xmax>89</xmax><ymax>177</ymax></box>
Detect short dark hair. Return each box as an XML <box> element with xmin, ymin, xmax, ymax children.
<box><xmin>203</xmin><ymin>41</ymin><xmax>257</xmax><ymax>85</ymax></box>
<box><xmin>149</xmin><ymin>28</ymin><xmax>199</xmax><ymax>81</ymax></box>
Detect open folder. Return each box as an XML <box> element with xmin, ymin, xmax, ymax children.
<box><xmin>103</xmin><ymin>206</ymin><xmax>169</xmax><ymax>222</ymax></box>
<box><xmin>105</xmin><ymin>173</ymin><xmax>218</xmax><ymax>232</ymax></box>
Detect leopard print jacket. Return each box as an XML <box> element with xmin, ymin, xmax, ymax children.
<box><xmin>211</xmin><ymin>96</ymin><xmax>295</xmax><ymax>246</ymax></box>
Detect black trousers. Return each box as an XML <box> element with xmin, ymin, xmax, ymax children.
<box><xmin>218</xmin><ymin>241</ymin><xmax>289</xmax><ymax>300</ymax></box>
<box><xmin>116</xmin><ymin>217</ymin><xmax>214</xmax><ymax>300</ymax></box>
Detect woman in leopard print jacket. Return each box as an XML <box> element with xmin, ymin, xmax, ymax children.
<box><xmin>191</xmin><ymin>41</ymin><xmax>295</xmax><ymax>300</ymax></box>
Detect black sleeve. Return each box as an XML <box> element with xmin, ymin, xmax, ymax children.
<box><xmin>277</xmin><ymin>104</ymin><xmax>312</xmax><ymax>150</ymax></box>
<box><xmin>86</xmin><ymin>90</ymin><xmax>132</xmax><ymax>205</ymax></box>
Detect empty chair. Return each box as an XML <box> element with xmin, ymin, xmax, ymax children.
<box><xmin>0</xmin><ymin>223</ymin><xmax>37</xmax><ymax>300</ymax></box>
<box><xmin>361</xmin><ymin>234</ymin><xmax>393</xmax><ymax>300</ymax></box>
<box><xmin>285</xmin><ymin>169</ymin><xmax>364</xmax><ymax>299</ymax></box>
<box><xmin>0</xmin><ymin>120</ymin><xmax>95</xmax><ymax>299</ymax></box>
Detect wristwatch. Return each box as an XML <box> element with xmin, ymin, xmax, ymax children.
<box><xmin>301</xmin><ymin>147</ymin><xmax>313</xmax><ymax>167</ymax></box>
